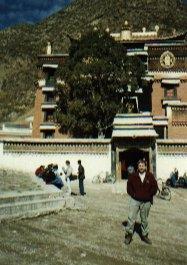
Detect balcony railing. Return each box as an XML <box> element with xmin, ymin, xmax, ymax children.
<box><xmin>42</xmin><ymin>101</ymin><xmax>57</xmax><ymax>109</ymax></box>
<box><xmin>42</xmin><ymin>86</ymin><xmax>55</xmax><ymax>92</ymax></box>
<box><xmin>38</xmin><ymin>54</ymin><xmax>68</xmax><ymax>67</ymax></box>
<box><xmin>163</xmin><ymin>96</ymin><xmax>178</xmax><ymax>100</ymax></box>
<box><xmin>40</xmin><ymin>122</ymin><xmax>56</xmax><ymax>130</ymax></box>
<box><xmin>0</xmin><ymin>122</ymin><xmax>32</xmax><ymax>136</ymax></box>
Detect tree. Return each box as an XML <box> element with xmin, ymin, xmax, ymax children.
<box><xmin>55</xmin><ymin>29</ymin><xmax>145</xmax><ymax>138</ymax></box>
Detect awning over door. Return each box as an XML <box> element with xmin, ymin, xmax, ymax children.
<box><xmin>112</xmin><ymin>113</ymin><xmax>158</xmax><ymax>138</ymax></box>
<box><xmin>162</xmin><ymin>79</ymin><xmax>180</xmax><ymax>85</ymax></box>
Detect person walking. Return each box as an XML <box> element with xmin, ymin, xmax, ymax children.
<box><xmin>63</xmin><ymin>160</ymin><xmax>73</xmax><ymax>195</ymax></box>
<box><xmin>125</xmin><ymin>159</ymin><xmax>158</xmax><ymax>245</ymax></box>
<box><xmin>77</xmin><ymin>160</ymin><xmax>85</xmax><ymax>196</ymax></box>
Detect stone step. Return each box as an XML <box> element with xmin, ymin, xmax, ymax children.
<box><xmin>0</xmin><ymin>190</ymin><xmax>63</xmax><ymax>205</ymax></box>
<box><xmin>0</xmin><ymin>196</ymin><xmax>67</xmax><ymax>221</ymax></box>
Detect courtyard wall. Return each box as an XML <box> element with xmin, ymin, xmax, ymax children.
<box><xmin>0</xmin><ymin>138</ymin><xmax>187</xmax><ymax>181</ymax></box>
<box><xmin>0</xmin><ymin>139</ymin><xmax>111</xmax><ymax>181</ymax></box>
<box><xmin>156</xmin><ymin>140</ymin><xmax>187</xmax><ymax>179</ymax></box>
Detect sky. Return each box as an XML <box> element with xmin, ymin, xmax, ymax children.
<box><xmin>0</xmin><ymin>0</ymin><xmax>72</xmax><ymax>29</ymax></box>
<box><xmin>0</xmin><ymin>0</ymin><xmax>187</xmax><ymax>30</ymax></box>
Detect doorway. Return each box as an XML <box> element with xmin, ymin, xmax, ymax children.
<box><xmin>119</xmin><ymin>148</ymin><xmax>149</xmax><ymax>179</ymax></box>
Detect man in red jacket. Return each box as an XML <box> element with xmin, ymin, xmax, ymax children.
<box><xmin>125</xmin><ymin>159</ymin><xmax>158</xmax><ymax>245</ymax></box>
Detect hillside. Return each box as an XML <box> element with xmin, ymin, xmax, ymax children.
<box><xmin>0</xmin><ymin>0</ymin><xmax>186</xmax><ymax>122</ymax></box>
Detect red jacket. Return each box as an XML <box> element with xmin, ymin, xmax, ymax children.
<box><xmin>127</xmin><ymin>172</ymin><xmax>158</xmax><ymax>204</ymax></box>
<box><xmin>35</xmin><ymin>166</ymin><xmax>45</xmax><ymax>177</ymax></box>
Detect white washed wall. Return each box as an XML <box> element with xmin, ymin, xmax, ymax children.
<box><xmin>2</xmin><ymin>140</ymin><xmax>187</xmax><ymax>182</ymax></box>
<box><xmin>156</xmin><ymin>153</ymin><xmax>187</xmax><ymax>180</ymax></box>
<box><xmin>0</xmin><ymin>142</ymin><xmax>111</xmax><ymax>181</ymax></box>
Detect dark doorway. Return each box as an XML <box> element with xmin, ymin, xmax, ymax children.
<box><xmin>120</xmin><ymin>148</ymin><xmax>149</xmax><ymax>179</ymax></box>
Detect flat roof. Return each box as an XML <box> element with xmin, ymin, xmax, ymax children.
<box><xmin>38</xmin><ymin>54</ymin><xmax>69</xmax><ymax>57</ymax></box>
<box><xmin>0</xmin><ymin>138</ymin><xmax>111</xmax><ymax>144</ymax></box>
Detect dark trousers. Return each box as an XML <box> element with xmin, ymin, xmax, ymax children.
<box><xmin>51</xmin><ymin>177</ymin><xmax>63</xmax><ymax>190</ymax></box>
<box><xmin>79</xmin><ymin>179</ymin><xmax>85</xmax><ymax>195</ymax></box>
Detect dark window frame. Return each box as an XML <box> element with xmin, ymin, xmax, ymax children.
<box><xmin>164</xmin><ymin>85</ymin><xmax>177</xmax><ymax>100</ymax></box>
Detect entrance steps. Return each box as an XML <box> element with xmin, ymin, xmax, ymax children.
<box><xmin>0</xmin><ymin>190</ymin><xmax>75</xmax><ymax>221</ymax></box>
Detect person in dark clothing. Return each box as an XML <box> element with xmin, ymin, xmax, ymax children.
<box><xmin>35</xmin><ymin>165</ymin><xmax>45</xmax><ymax>179</ymax></box>
<box><xmin>170</xmin><ymin>168</ymin><xmax>179</xmax><ymax>187</ymax></box>
<box><xmin>77</xmin><ymin>160</ymin><xmax>85</xmax><ymax>195</ymax></box>
<box><xmin>42</xmin><ymin>164</ymin><xmax>56</xmax><ymax>184</ymax></box>
<box><xmin>51</xmin><ymin>164</ymin><xmax>63</xmax><ymax>190</ymax></box>
<box><xmin>43</xmin><ymin>164</ymin><xmax>61</xmax><ymax>187</ymax></box>
<box><xmin>125</xmin><ymin>159</ymin><xmax>158</xmax><ymax>245</ymax></box>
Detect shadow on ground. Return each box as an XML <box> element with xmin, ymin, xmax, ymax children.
<box><xmin>122</xmin><ymin>220</ymin><xmax>143</xmax><ymax>239</ymax></box>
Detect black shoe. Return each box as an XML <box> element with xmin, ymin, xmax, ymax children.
<box><xmin>124</xmin><ymin>233</ymin><xmax>132</xmax><ymax>245</ymax></box>
<box><xmin>141</xmin><ymin>235</ymin><xmax>152</xmax><ymax>245</ymax></box>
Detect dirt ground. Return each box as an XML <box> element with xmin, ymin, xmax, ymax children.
<box><xmin>0</xmin><ymin>169</ymin><xmax>41</xmax><ymax>192</ymax></box>
<box><xmin>0</xmin><ymin>182</ymin><xmax>186</xmax><ymax>265</ymax></box>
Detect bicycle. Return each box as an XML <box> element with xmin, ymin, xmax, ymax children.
<box><xmin>92</xmin><ymin>174</ymin><xmax>103</xmax><ymax>184</ymax></box>
<box><xmin>103</xmin><ymin>173</ymin><xmax>116</xmax><ymax>184</ymax></box>
<box><xmin>166</xmin><ymin>176</ymin><xmax>187</xmax><ymax>188</ymax></box>
<box><xmin>92</xmin><ymin>171</ymin><xmax>116</xmax><ymax>184</ymax></box>
<box><xmin>156</xmin><ymin>178</ymin><xmax>171</xmax><ymax>201</ymax></box>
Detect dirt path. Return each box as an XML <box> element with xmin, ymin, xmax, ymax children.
<box><xmin>0</xmin><ymin>182</ymin><xmax>186</xmax><ymax>265</ymax></box>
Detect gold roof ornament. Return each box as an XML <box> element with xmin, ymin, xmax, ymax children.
<box><xmin>121</xmin><ymin>20</ymin><xmax>132</xmax><ymax>40</ymax></box>
<box><xmin>173</xmin><ymin>29</ymin><xmax>176</xmax><ymax>36</ymax></box>
<box><xmin>155</xmin><ymin>25</ymin><xmax>159</xmax><ymax>33</ymax></box>
<box><xmin>105</xmin><ymin>27</ymin><xmax>110</xmax><ymax>33</ymax></box>
<box><xmin>77</xmin><ymin>32</ymin><xmax>82</xmax><ymax>39</ymax></box>
<box><xmin>160</xmin><ymin>51</ymin><xmax>176</xmax><ymax>69</ymax></box>
<box><xmin>122</xmin><ymin>20</ymin><xmax>130</xmax><ymax>30</ymax></box>
<box><xmin>46</xmin><ymin>42</ymin><xmax>52</xmax><ymax>55</ymax></box>
<box><xmin>142</xmin><ymin>27</ymin><xmax>146</xmax><ymax>33</ymax></box>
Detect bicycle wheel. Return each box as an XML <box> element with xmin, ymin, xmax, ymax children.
<box><xmin>107</xmin><ymin>175</ymin><xmax>116</xmax><ymax>184</ymax></box>
<box><xmin>92</xmin><ymin>175</ymin><xmax>100</xmax><ymax>184</ymax></box>
<box><xmin>178</xmin><ymin>177</ymin><xmax>185</xmax><ymax>188</ymax></box>
<box><xmin>157</xmin><ymin>178</ymin><xmax>163</xmax><ymax>193</ymax></box>
<box><xmin>166</xmin><ymin>178</ymin><xmax>171</xmax><ymax>186</ymax></box>
<box><xmin>161</xmin><ymin>187</ymin><xmax>171</xmax><ymax>201</ymax></box>
<box><xmin>111</xmin><ymin>176</ymin><xmax>116</xmax><ymax>184</ymax></box>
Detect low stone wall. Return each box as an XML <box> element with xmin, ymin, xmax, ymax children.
<box><xmin>0</xmin><ymin>190</ymin><xmax>76</xmax><ymax>221</ymax></box>
<box><xmin>0</xmin><ymin>138</ymin><xmax>111</xmax><ymax>181</ymax></box>
<box><xmin>0</xmin><ymin>123</ymin><xmax>32</xmax><ymax>138</ymax></box>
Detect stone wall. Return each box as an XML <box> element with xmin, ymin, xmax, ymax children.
<box><xmin>0</xmin><ymin>139</ymin><xmax>111</xmax><ymax>181</ymax></box>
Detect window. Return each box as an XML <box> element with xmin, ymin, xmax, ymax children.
<box><xmin>154</xmin><ymin>126</ymin><xmax>165</xmax><ymax>139</ymax></box>
<box><xmin>43</xmin><ymin>131</ymin><xmax>54</xmax><ymax>139</ymax></box>
<box><xmin>123</xmin><ymin>97</ymin><xmax>139</xmax><ymax>113</ymax></box>
<box><xmin>44</xmin><ymin>110</ymin><xmax>54</xmax><ymax>122</ymax></box>
<box><xmin>46</xmin><ymin>70</ymin><xmax>55</xmax><ymax>86</ymax></box>
<box><xmin>45</xmin><ymin>92</ymin><xmax>54</xmax><ymax>102</ymax></box>
<box><xmin>164</xmin><ymin>86</ymin><xmax>177</xmax><ymax>99</ymax></box>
